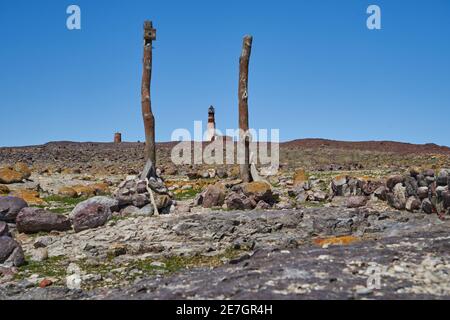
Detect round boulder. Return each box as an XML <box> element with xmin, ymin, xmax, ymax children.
<box><xmin>71</xmin><ymin>202</ymin><xmax>112</xmax><ymax>233</ymax></box>
<box><xmin>70</xmin><ymin>196</ymin><xmax>119</xmax><ymax>220</ymax></box>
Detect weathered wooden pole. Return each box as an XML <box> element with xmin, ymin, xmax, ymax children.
<box><xmin>238</xmin><ymin>35</ymin><xmax>253</xmax><ymax>183</ymax></box>
<box><xmin>141</xmin><ymin>21</ymin><xmax>157</xmax><ymax>166</ymax></box>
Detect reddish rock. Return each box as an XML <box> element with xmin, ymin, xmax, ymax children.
<box><xmin>39</xmin><ymin>279</ymin><xmax>53</xmax><ymax>288</ymax></box>
<box><xmin>71</xmin><ymin>203</ymin><xmax>112</xmax><ymax>233</ymax></box>
<box><xmin>16</xmin><ymin>208</ymin><xmax>72</xmax><ymax>234</ymax></box>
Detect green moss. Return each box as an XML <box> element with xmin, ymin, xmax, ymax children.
<box><xmin>43</xmin><ymin>195</ymin><xmax>87</xmax><ymax>206</ymax></box>
<box><xmin>173</xmin><ymin>188</ymin><xmax>201</xmax><ymax>200</ymax></box>
<box><xmin>15</xmin><ymin>255</ymin><xmax>67</xmax><ymax>280</ymax></box>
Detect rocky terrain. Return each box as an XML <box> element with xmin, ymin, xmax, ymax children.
<box><xmin>1</xmin><ymin>139</ymin><xmax>450</xmax><ymax>300</ymax></box>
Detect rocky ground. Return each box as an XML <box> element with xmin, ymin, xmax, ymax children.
<box><xmin>1</xmin><ymin>140</ymin><xmax>450</xmax><ymax>300</ymax></box>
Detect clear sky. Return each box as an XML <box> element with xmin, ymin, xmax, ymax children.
<box><xmin>1</xmin><ymin>0</ymin><xmax>449</xmax><ymax>147</ymax></box>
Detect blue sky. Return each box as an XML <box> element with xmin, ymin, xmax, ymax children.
<box><xmin>0</xmin><ymin>0</ymin><xmax>449</xmax><ymax>147</ymax></box>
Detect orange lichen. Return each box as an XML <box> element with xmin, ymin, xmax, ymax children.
<box><xmin>313</xmin><ymin>235</ymin><xmax>360</xmax><ymax>247</ymax></box>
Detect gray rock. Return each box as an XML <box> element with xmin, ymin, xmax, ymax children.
<box><xmin>423</xmin><ymin>169</ymin><xmax>435</xmax><ymax>177</ymax></box>
<box><xmin>33</xmin><ymin>236</ymin><xmax>54</xmax><ymax>248</ymax></box>
<box><xmin>387</xmin><ymin>183</ymin><xmax>407</xmax><ymax>210</ymax></box>
<box><xmin>331</xmin><ymin>176</ymin><xmax>348</xmax><ymax>196</ymax></box>
<box><xmin>255</xmin><ymin>200</ymin><xmax>271</xmax><ymax>210</ymax></box>
<box><xmin>405</xmin><ymin>196</ymin><xmax>421</xmax><ymax>212</ymax></box>
<box><xmin>386</xmin><ymin>175</ymin><xmax>404</xmax><ymax>191</ymax></box>
<box><xmin>70</xmin><ymin>196</ymin><xmax>119</xmax><ymax>220</ymax></box>
<box><xmin>0</xmin><ymin>236</ymin><xmax>25</xmax><ymax>267</ymax></box>
<box><xmin>30</xmin><ymin>248</ymin><xmax>48</xmax><ymax>262</ymax></box>
<box><xmin>0</xmin><ymin>221</ymin><xmax>9</xmax><ymax>237</ymax></box>
<box><xmin>346</xmin><ymin>196</ymin><xmax>368</xmax><ymax>208</ymax></box>
<box><xmin>442</xmin><ymin>191</ymin><xmax>450</xmax><ymax>209</ymax></box>
<box><xmin>225</xmin><ymin>193</ymin><xmax>256</xmax><ymax>210</ymax></box>
<box><xmin>404</xmin><ymin>176</ymin><xmax>418</xmax><ymax>197</ymax></box>
<box><xmin>136</xmin><ymin>204</ymin><xmax>154</xmax><ymax>216</ymax></box>
<box><xmin>71</xmin><ymin>203</ymin><xmax>112</xmax><ymax>233</ymax></box>
<box><xmin>202</xmin><ymin>184</ymin><xmax>226</xmax><ymax>208</ymax></box>
<box><xmin>437</xmin><ymin>169</ymin><xmax>449</xmax><ymax>186</ymax></box>
<box><xmin>16</xmin><ymin>208</ymin><xmax>72</xmax><ymax>234</ymax></box>
<box><xmin>0</xmin><ymin>196</ymin><xmax>28</xmax><ymax>222</ymax></box>
<box><xmin>374</xmin><ymin>186</ymin><xmax>387</xmax><ymax>201</ymax></box>
<box><xmin>421</xmin><ymin>198</ymin><xmax>434</xmax><ymax>214</ymax></box>
<box><xmin>417</xmin><ymin>187</ymin><xmax>429</xmax><ymax>200</ymax></box>
<box><xmin>121</xmin><ymin>205</ymin><xmax>139</xmax><ymax>216</ymax></box>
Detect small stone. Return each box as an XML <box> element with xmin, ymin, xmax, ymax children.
<box><xmin>30</xmin><ymin>248</ymin><xmax>48</xmax><ymax>262</ymax></box>
<box><xmin>39</xmin><ymin>279</ymin><xmax>53</xmax><ymax>288</ymax></box>
<box><xmin>66</xmin><ymin>274</ymin><xmax>82</xmax><ymax>290</ymax></box>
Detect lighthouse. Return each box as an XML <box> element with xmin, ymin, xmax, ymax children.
<box><xmin>206</xmin><ymin>106</ymin><xmax>216</xmax><ymax>141</ymax></box>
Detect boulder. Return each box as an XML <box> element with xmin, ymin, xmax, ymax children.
<box><xmin>58</xmin><ymin>187</ymin><xmax>78</xmax><ymax>198</ymax></box>
<box><xmin>404</xmin><ymin>176</ymin><xmax>418</xmax><ymax>197</ymax></box>
<box><xmin>386</xmin><ymin>175</ymin><xmax>404</xmax><ymax>191</ymax></box>
<box><xmin>331</xmin><ymin>175</ymin><xmax>348</xmax><ymax>196</ymax></box>
<box><xmin>437</xmin><ymin>169</ymin><xmax>449</xmax><ymax>186</ymax></box>
<box><xmin>387</xmin><ymin>183</ymin><xmax>407</xmax><ymax>210</ymax></box>
<box><xmin>313</xmin><ymin>190</ymin><xmax>327</xmax><ymax>201</ymax></box>
<box><xmin>71</xmin><ymin>203</ymin><xmax>112</xmax><ymax>233</ymax></box>
<box><xmin>405</xmin><ymin>197</ymin><xmax>421</xmax><ymax>212</ymax></box>
<box><xmin>346</xmin><ymin>196</ymin><xmax>368</xmax><ymax>208</ymax></box>
<box><xmin>13</xmin><ymin>162</ymin><xmax>31</xmax><ymax>180</ymax></box>
<box><xmin>225</xmin><ymin>193</ymin><xmax>256</xmax><ymax>210</ymax></box>
<box><xmin>30</xmin><ymin>248</ymin><xmax>48</xmax><ymax>262</ymax></box>
<box><xmin>0</xmin><ymin>167</ymin><xmax>27</xmax><ymax>184</ymax></box>
<box><xmin>255</xmin><ymin>200</ymin><xmax>271</xmax><ymax>210</ymax></box>
<box><xmin>0</xmin><ymin>221</ymin><xmax>9</xmax><ymax>237</ymax></box>
<box><xmin>202</xmin><ymin>183</ymin><xmax>226</xmax><ymax>208</ymax></box>
<box><xmin>242</xmin><ymin>181</ymin><xmax>275</xmax><ymax>204</ymax></box>
<box><xmin>421</xmin><ymin>198</ymin><xmax>434</xmax><ymax>214</ymax></box>
<box><xmin>417</xmin><ymin>187</ymin><xmax>429</xmax><ymax>200</ymax></box>
<box><xmin>0</xmin><ymin>236</ymin><xmax>25</xmax><ymax>267</ymax></box>
<box><xmin>10</xmin><ymin>189</ymin><xmax>46</xmax><ymax>206</ymax></box>
<box><xmin>0</xmin><ymin>196</ymin><xmax>28</xmax><ymax>222</ymax></box>
<box><xmin>374</xmin><ymin>186</ymin><xmax>388</xmax><ymax>201</ymax></box>
<box><xmin>16</xmin><ymin>208</ymin><xmax>72</xmax><ymax>234</ymax></box>
<box><xmin>156</xmin><ymin>194</ymin><xmax>173</xmax><ymax>211</ymax></box>
<box><xmin>70</xmin><ymin>196</ymin><xmax>119</xmax><ymax>220</ymax></box>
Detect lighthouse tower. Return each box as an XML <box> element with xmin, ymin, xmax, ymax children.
<box><xmin>206</xmin><ymin>106</ymin><xmax>216</xmax><ymax>141</ymax></box>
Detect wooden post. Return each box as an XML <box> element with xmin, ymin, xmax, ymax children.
<box><xmin>141</xmin><ymin>21</ymin><xmax>157</xmax><ymax>166</ymax></box>
<box><xmin>238</xmin><ymin>35</ymin><xmax>253</xmax><ymax>183</ymax></box>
